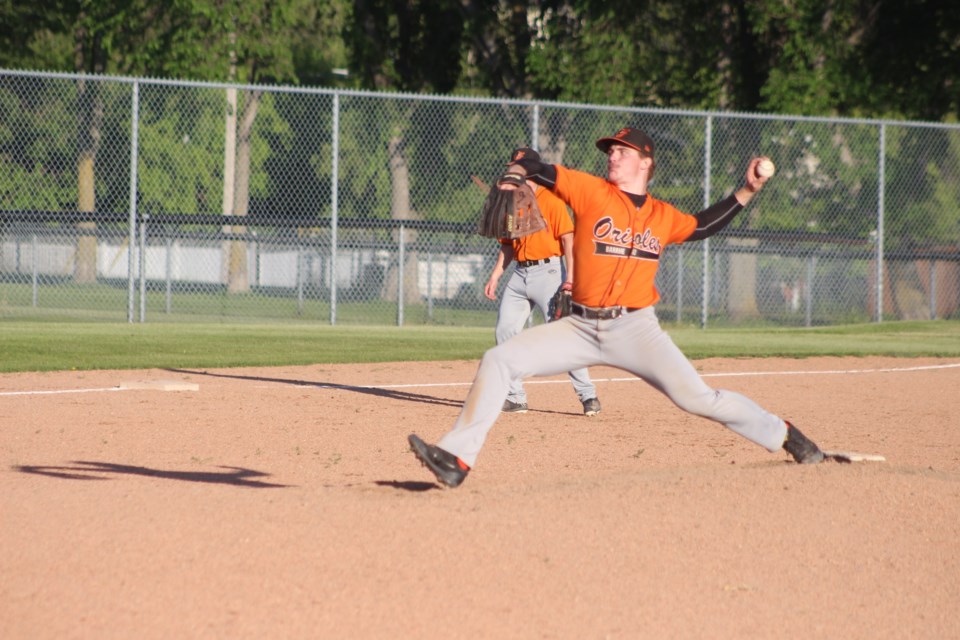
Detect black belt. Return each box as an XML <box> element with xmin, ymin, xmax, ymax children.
<box><xmin>571</xmin><ymin>302</ymin><xmax>642</xmax><ymax>320</ymax></box>
<box><xmin>516</xmin><ymin>257</ymin><xmax>552</xmax><ymax>268</ymax></box>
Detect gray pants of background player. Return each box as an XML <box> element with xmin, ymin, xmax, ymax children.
<box><xmin>439</xmin><ymin>306</ymin><xmax>788</xmax><ymax>467</ymax></box>
<box><xmin>497</xmin><ymin>260</ymin><xmax>596</xmax><ymax>405</ymax></box>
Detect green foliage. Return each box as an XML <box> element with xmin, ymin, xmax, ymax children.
<box><xmin>137</xmin><ymin>86</ymin><xmax>226</xmax><ymax>214</ymax></box>
<box><xmin>130</xmin><ymin>0</ymin><xmax>314</xmax><ymax>83</ymax></box>
<box><xmin>749</xmin><ymin>0</ymin><xmax>858</xmax><ymax>115</ymax></box>
<box><xmin>852</xmin><ymin>0</ymin><xmax>960</xmax><ymax>121</ymax></box>
<box><xmin>1</xmin><ymin>0</ymin><xmax>958</xmax><ymax>254</ymax></box>
<box><xmin>882</xmin><ymin>126</ymin><xmax>960</xmax><ymax>249</ymax></box>
<box><xmin>751</xmin><ymin>0</ymin><xmax>960</xmax><ymax>121</ymax></box>
<box><xmin>724</xmin><ymin>119</ymin><xmax>883</xmax><ymax>236</ymax></box>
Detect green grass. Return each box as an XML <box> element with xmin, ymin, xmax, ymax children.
<box><xmin>1</xmin><ymin>319</ymin><xmax>959</xmax><ymax>373</ymax></box>
<box><xmin>664</xmin><ymin>320</ymin><xmax>960</xmax><ymax>358</ymax></box>
<box><xmin>0</xmin><ymin>322</ymin><xmax>496</xmax><ymax>373</ymax></box>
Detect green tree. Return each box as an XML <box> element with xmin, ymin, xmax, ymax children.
<box><xmin>0</xmin><ymin>0</ymin><xmax>331</xmax><ymax>292</ymax></box>
<box><xmin>132</xmin><ymin>0</ymin><xmax>313</xmax><ymax>292</ymax></box>
<box><xmin>751</xmin><ymin>0</ymin><xmax>959</xmax><ymax>121</ymax></box>
<box><xmin>345</xmin><ymin>0</ymin><xmax>472</xmax><ymax>303</ymax></box>
<box><xmin>0</xmin><ymin>1</ymin><xmax>159</xmax><ymax>283</ymax></box>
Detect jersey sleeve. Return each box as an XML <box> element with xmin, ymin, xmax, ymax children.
<box><xmin>666</xmin><ymin>204</ymin><xmax>698</xmax><ymax>244</ymax></box>
<box><xmin>552</xmin><ymin>165</ymin><xmax>613</xmax><ymax>217</ymax></box>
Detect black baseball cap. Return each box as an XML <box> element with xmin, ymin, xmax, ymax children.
<box><xmin>595</xmin><ymin>128</ymin><xmax>655</xmax><ymax>157</ymax></box>
<box><xmin>509</xmin><ymin>147</ymin><xmax>541</xmax><ymax>163</ymax></box>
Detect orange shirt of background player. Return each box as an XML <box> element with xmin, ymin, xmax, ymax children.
<box><xmin>500</xmin><ymin>187</ymin><xmax>574</xmax><ymax>263</ymax></box>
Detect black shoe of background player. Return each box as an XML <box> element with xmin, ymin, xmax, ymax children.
<box><xmin>582</xmin><ymin>397</ymin><xmax>601</xmax><ymax>417</ymax></box>
<box><xmin>502</xmin><ymin>399</ymin><xmax>528</xmax><ymax>413</ymax></box>
<box><xmin>408</xmin><ymin>434</ymin><xmax>470</xmax><ymax>488</ymax></box>
<box><xmin>783</xmin><ymin>422</ymin><xmax>825</xmax><ymax>464</ymax></box>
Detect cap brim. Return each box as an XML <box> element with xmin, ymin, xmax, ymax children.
<box><xmin>595</xmin><ymin>137</ymin><xmax>644</xmax><ymax>154</ymax></box>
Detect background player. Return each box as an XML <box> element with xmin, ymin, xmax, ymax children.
<box><xmin>484</xmin><ymin>147</ymin><xmax>600</xmax><ymax>416</ymax></box>
<box><xmin>409</xmin><ymin>127</ymin><xmax>825</xmax><ymax>488</ymax></box>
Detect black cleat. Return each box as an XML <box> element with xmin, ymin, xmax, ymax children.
<box><xmin>408</xmin><ymin>434</ymin><xmax>470</xmax><ymax>488</ymax></box>
<box><xmin>783</xmin><ymin>422</ymin><xmax>825</xmax><ymax>464</ymax></box>
<box><xmin>502</xmin><ymin>399</ymin><xmax>528</xmax><ymax>413</ymax></box>
<box><xmin>582</xmin><ymin>397</ymin><xmax>601</xmax><ymax>416</ymax></box>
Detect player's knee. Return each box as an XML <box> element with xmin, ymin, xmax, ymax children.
<box><xmin>673</xmin><ymin>388</ymin><xmax>721</xmax><ymax>416</ymax></box>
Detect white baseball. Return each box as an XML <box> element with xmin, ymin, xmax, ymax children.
<box><xmin>756</xmin><ymin>159</ymin><xmax>776</xmax><ymax>178</ymax></box>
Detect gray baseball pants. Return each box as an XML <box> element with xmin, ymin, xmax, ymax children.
<box><xmin>496</xmin><ymin>261</ymin><xmax>596</xmax><ymax>404</ymax></box>
<box><xmin>439</xmin><ymin>306</ymin><xmax>788</xmax><ymax>467</ymax></box>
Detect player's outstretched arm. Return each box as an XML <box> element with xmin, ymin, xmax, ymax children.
<box><xmin>687</xmin><ymin>157</ymin><xmax>774</xmax><ymax>242</ymax></box>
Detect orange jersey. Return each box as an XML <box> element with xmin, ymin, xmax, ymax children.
<box><xmin>553</xmin><ymin>165</ymin><xmax>697</xmax><ymax>308</ymax></box>
<box><xmin>501</xmin><ymin>186</ymin><xmax>574</xmax><ymax>261</ymax></box>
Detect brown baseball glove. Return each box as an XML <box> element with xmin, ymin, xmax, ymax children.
<box><xmin>548</xmin><ymin>283</ymin><xmax>573</xmax><ymax>320</ymax></box>
<box><xmin>477</xmin><ymin>172</ymin><xmax>548</xmax><ymax>240</ymax></box>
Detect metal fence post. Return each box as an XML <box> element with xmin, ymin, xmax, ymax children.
<box><xmin>930</xmin><ymin>259</ymin><xmax>937</xmax><ymax>320</ymax></box>
<box><xmin>138</xmin><ymin>214</ymin><xmax>148</xmax><ymax>323</ymax></box>
<box><xmin>31</xmin><ymin>233</ymin><xmax>37</xmax><ymax>306</ymax></box>
<box><xmin>676</xmin><ymin>247</ymin><xmax>683</xmax><ymax>323</ymax></box>
<box><xmin>296</xmin><ymin>243</ymin><xmax>304</xmax><ymax>314</ymax></box>
<box><xmin>127</xmin><ymin>80</ymin><xmax>140</xmax><ymax>323</ymax></box>
<box><xmin>427</xmin><ymin>248</ymin><xmax>434</xmax><ymax>321</ymax></box>
<box><xmin>876</xmin><ymin>123</ymin><xmax>886</xmax><ymax>322</ymax></box>
<box><xmin>531</xmin><ymin>103</ymin><xmax>539</xmax><ymax>148</ymax></box>
<box><xmin>397</xmin><ymin>223</ymin><xmax>405</xmax><ymax>327</ymax></box>
<box><xmin>701</xmin><ymin>116</ymin><xmax>713</xmax><ymax>329</ymax></box>
<box><xmin>165</xmin><ymin>234</ymin><xmax>173</xmax><ymax>314</ymax></box>
<box><xmin>444</xmin><ymin>255</ymin><xmax>450</xmax><ymax>304</ymax></box>
<box><xmin>330</xmin><ymin>92</ymin><xmax>340</xmax><ymax>325</ymax></box>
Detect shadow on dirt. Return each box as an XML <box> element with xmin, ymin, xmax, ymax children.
<box><xmin>14</xmin><ymin>460</ymin><xmax>290</xmax><ymax>488</ymax></box>
<box><xmin>165</xmin><ymin>368</ymin><xmax>464</xmax><ymax>408</ymax></box>
<box><xmin>374</xmin><ymin>480</ymin><xmax>440</xmax><ymax>492</ymax></box>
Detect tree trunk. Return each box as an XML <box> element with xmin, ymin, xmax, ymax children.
<box><xmin>76</xmin><ymin>152</ymin><xmax>98</xmax><ymax>283</ymax></box>
<box><xmin>381</xmin><ymin>134</ymin><xmax>421</xmax><ymax>304</ymax></box>
<box><xmin>226</xmin><ymin>89</ymin><xmax>261</xmax><ymax>294</ymax></box>
<box><xmin>74</xmin><ymin>20</ymin><xmax>104</xmax><ymax>284</ymax></box>
<box><xmin>726</xmin><ymin>238</ymin><xmax>760</xmax><ymax>320</ymax></box>
<box><xmin>221</xmin><ymin>85</ymin><xmax>238</xmax><ymax>289</ymax></box>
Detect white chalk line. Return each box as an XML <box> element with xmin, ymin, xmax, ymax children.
<box><xmin>2</xmin><ymin>362</ymin><xmax>958</xmax><ymax>396</ymax></box>
<box><xmin>0</xmin><ymin>386</ymin><xmax>125</xmax><ymax>397</ymax></box>
<box><xmin>366</xmin><ymin>361</ymin><xmax>960</xmax><ymax>390</ymax></box>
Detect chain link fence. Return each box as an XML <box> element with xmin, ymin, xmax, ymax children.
<box><xmin>2</xmin><ymin>69</ymin><xmax>959</xmax><ymax>327</ymax></box>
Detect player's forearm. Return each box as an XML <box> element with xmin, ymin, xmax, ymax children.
<box><xmin>560</xmin><ymin>234</ymin><xmax>574</xmax><ymax>284</ymax></box>
<box><xmin>734</xmin><ymin>184</ymin><xmax>759</xmax><ymax>206</ymax></box>
<box><xmin>508</xmin><ymin>157</ymin><xmax>557</xmax><ymax>188</ymax></box>
<box><xmin>498</xmin><ymin>244</ymin><xmax>514</xmax><ymax>270</ymax></box>
<box><xmin>687</xmin><ymin>194</ymin><xmax>743</xmax><ymax>241</ymax></box>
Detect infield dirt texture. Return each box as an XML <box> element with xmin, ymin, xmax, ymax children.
<box><xmin>3</xmin><ymin>356</ymin><xmax>959</xmax><ymax>639</ymax></box>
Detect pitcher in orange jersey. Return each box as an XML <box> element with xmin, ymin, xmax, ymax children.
<box><xmin>409</xmin><ymin>127</ymin><xmax>825</xmax><ymax>488</ymax></box>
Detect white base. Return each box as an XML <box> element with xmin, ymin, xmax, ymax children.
<box><xmin>823</xmin><ymin>450</ymin><xmax>886</xmax><ymax>462</ymax></box>
<box><xmin>119</xmin><ymin>380</ymin><xmax>199</xmax><ymax>392</ymax></box>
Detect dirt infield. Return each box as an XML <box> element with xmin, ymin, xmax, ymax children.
<box><xmin>3</xmin><ymin>356</ymin><xmax>959</xmax><ymax>639</ymax></box>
